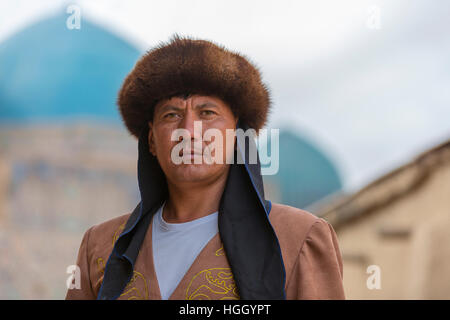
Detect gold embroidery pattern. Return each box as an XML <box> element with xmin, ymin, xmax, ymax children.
<box><xmin>120</xmin><ymin>271</ymin><xmax>149</xmax><ymax>300</ymax></box>
<box><xmin>97</xmin><ymin>258</ymin><xmax>105</xmax><ymax>274</ymax></box>
<box><xmin>95</xmin><ymin>222</ymin><xmax>149</xmax><ymax>300</ymax></box>
<box><xmin>94</xmin><ymin>258</ymin><xmax>106</xmax><ymax>291</ymax></box>
<box><xmin>95</xmin><ymin>259</ymin><xmax>148</xmax><ymax>300</ymax></box>
<box><xmin>186</xmin><ymin>268</ymin><xmax>240</xmax><ymax>300</ymax></box>
<box><xmin>112</xmin><ymin>222</ymin><xmax>126</xmax><ymax>246</ymax></box>
<box><xmin>215</xmin><ymin>246</ymin><xmax>224</xmax><ymax>256</ymax></box>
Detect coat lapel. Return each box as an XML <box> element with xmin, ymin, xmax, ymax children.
<box><xmin>116</xmin><ymin>216</ymin><xmax>160</xmax><ymax>300</ymax></box>
<box><xmin>117</xmin><ymin>217</ymin><xmax>239</xmax><ymax>300</ymax></box>
<box><xmin>169</xmin><ymin>232</ymin><xmax>239</xmax><ymax>300</ymax></box>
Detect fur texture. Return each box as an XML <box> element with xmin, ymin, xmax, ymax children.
<box><xmin>118</xmin><ymin>34</ymin><xmax>271</xmax><ymax>138</ymax></box>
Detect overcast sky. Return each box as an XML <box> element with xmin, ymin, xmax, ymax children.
<box><xmin>1</xmin><ymin>0</ymin><xmax>449</xmax><ymax>192</ymax></box>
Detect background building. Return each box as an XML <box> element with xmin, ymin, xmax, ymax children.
<box><xmin>311</xmin><ymin>140</ymin><xmax>450</xmax><ymax>299</ymax></box>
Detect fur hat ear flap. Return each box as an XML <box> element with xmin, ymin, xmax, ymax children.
<box><xmin>118</xmin><ymin>34</ymin><xmax>271</xmax><ymax>138</ymax></box>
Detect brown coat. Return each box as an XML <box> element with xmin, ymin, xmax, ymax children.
<box><xmin>65</xmin><ymin>203</ymin><xmax>345</xmax><ymax>300</ymax></box>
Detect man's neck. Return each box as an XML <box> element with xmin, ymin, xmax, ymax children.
<box><xmin>163</xmin><ymin>170</ymin><xmax>229</xmax><ymax>223</ymax></box>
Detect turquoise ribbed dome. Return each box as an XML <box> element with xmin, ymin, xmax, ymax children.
<box><xmin>0</xmin><ymin>14</ymin><xmax>141</xmax><ymax>121</ymax></box>
<box><xmin>263</xmin><ymin>129</ymin><xmax>342</xmax><ymax>209</ymax></box>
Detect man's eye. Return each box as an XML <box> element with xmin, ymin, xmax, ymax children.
<box><xmin>164</xmin><ymin>113</ymin><xmax>178</xmax><ymax>119</ymax></box>
<box><xmin>200</xmin><ymin>110</ymin><xmax>216</xmax><ymax>116</ymax></box>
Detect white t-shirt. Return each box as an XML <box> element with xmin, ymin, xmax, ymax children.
<box><xmin>152</xmin><ymin>202</ymin><xmax>219</xmax><ymax>300</ymax></box>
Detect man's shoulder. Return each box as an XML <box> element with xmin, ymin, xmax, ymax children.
<box><xmin>268</xmin><ymin>202</ymin><xmax>322</xmax><ymax>236</ymax></box>
<box><xmin>268</xmin><ymin>202</ymin><xmax>329</xmax><ymax>258</ymax></box>
<box><xmin>86</xmin><ymin>213</ymin><xmax>132</xmax><ymax>253</ymax></box>
<box><xmin>90</xmin><ymin>213</ymin><xmax>131</xmax><ymax>235</ymax></box>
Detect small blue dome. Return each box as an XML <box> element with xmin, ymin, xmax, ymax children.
<box><xmin>263</xmin><ymin>129</ymin><xmax>342</xmax><ymax>209</ymax></box>
<box><xmin>0</xmin><ymin>14</ymin><xmax>141</xmax><ymax>122</ymax></box>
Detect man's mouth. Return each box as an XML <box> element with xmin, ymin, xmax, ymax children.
<box><xmin>180</xmin><ymin>149</ymin><xmax>203</xmax><ymax>157</ymax></box>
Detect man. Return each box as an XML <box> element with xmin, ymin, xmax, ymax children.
<box><xmin>65</xmin><ymin>35</ymin><xmax>345</xmax><ymax>300</ymax></box>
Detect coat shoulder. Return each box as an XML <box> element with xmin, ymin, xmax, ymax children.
<box><xmin>268</xmin><ymin>202</ymin><xmax>323</xmax><ymax>241</ymax></box>
<box><xmin>268</xmin><ymin>202</ymin><xmax>330</xmax><ymax>278</ymax></box>
<box><xmin>66</xmin><ymin>213</ymin><xmax>133</xmax><ymax>299</ymax></box>
<box><xmin>269</xmin><ymin>203</ymin><xmax>345</xmax><ymax>299</ymax></box>
<box><xmin>87</xmin><ymin>213</ymin><xmax>132</xmax><ymax>256</ymax></box>
<box><xmin>90</xmin><ymin>213</ymin><xmax>131</xmax><ymax>236</ymax></box>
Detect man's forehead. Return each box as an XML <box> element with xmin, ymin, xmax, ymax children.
<box><xmin>155</xmin><ymin>95</ymin><xmax>228</xmax><ymax>109</ymax></box>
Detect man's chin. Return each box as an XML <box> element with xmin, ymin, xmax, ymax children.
<box><xmin>170</xmin><ymin>164</ymin><xmax>221</xmax><ymax>184</ymax></box>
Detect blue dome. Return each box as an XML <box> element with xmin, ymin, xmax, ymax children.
<box><xmin>0</xmin><ymin>14</ymin><xmax>141</xmax><ymax>122</ymax></box>
<box><xmin>263</xmin><ymin>129</ymin><xmax>342</xmax><ymax>209</ymax></box>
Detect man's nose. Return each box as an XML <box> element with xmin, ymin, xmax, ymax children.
<box><xmin>178</xmin><ymin>110</ymin><xmax>202</xmax><ymax>141</ymax></box>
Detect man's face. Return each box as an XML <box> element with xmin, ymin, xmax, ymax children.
<box><xmin>148</xmin><ymin>94</ymin><xmax>238</xmax><ymax>186</ymax></box>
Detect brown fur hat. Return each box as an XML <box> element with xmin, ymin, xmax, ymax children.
<box><xmin>118</xmin><ymin>34</ymin><xmax>271</xmax><ymax>138</ymax></box>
